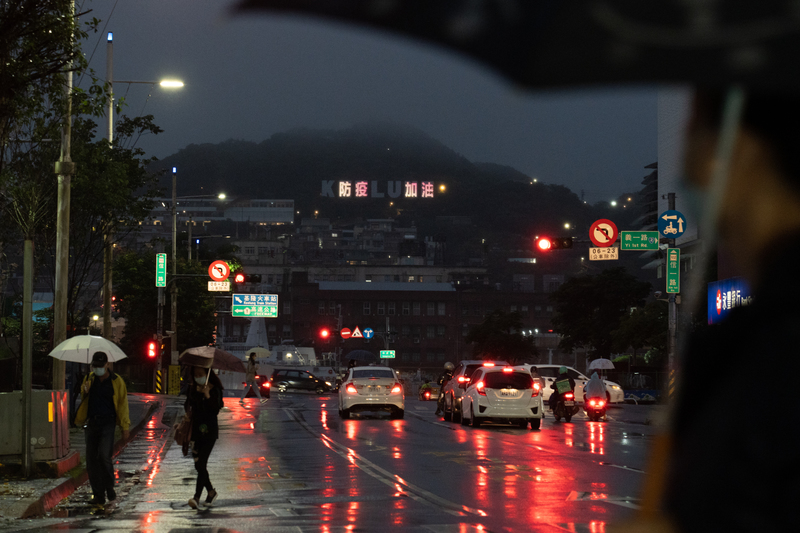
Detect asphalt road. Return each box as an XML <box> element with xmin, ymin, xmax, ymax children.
<box><xmin>6</xmin><ymin>392</ymin><xmax>660</xmax><ymax>532</ymax></box>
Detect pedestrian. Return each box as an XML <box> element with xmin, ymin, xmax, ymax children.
<box><xmin>434</xmin><ymin>361</ymin><xmax>454</xmax><ymax>416</ymax></box>
<box><xmin>74</xmin><ymin>351</ymin><xmax>130</xmax><ymax>506</ymax></box>
<box><xmin>239</xmin><ymin>353</ymin><xmax>265</xmax><ymax>405</ymax></box>
<box><xmin>186</xmin><ymin>365</ymin><xmax>224</xmax><ymax>510</ymax></box>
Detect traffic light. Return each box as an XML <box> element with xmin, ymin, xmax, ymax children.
<box><xmin>319</xmin><ymin>327</ymin><xmax>331</xmax><ymax>342</ymax></box>
<box><xmin>232</xmin><ymin>271</ymin><xmax>261</xmax><ymax>284</ymax></box>
<box><xmin>147</xmin><ymin>341</ymin><xmax>157</xmax><ymax>358</ymax></box>
<box><xmin>535</xmin><ymin>236</ymin><xmax>573</xmax><ymax>251</ymax></box>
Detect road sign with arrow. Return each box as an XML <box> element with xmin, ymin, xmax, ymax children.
<box><xmin>658</xmin><ymin>210</ymin><xmax>687</xmax><ymax>239</ymax></box>
<box><xmin>589</xmin><ymin>219</ymin><xmax>618</xmax><ymax>247</ymax></box>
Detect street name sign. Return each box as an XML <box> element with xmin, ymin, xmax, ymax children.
<box><xmin>380</xmin><ymin>350</ymin><xmax>396</xmax><ymax>359</ymax></box>
<box><xmin>589</xmin><ymin>219</ymin><xmax>618</xmax><ymax>247</ymax></box>
<box><xmin>589</xmin><ymin>247</ymin><xmax>619</xmax><ymax>261</ymax></box>
<box><xmin>208</xmin><ymin>281</ymin><xmax>231</xmax><ymax>292</ymax></box>
<box><xmin>620</xmin><ymin>231</ymin><xmax>659</xmax><ymax>250</ymax></box>
<box><xmin>666</xmin><ymin>248</ymin><xmax>681</xmax><ymax>294</ymax></box>
<box><xmin>156</xmin><ymin>253</ymin><xmax>167</xmax><ymax>287</ymax></box>
<box><xmin>658</xmin><ymin>210</ymin><xmax>687</xmax><ymax>239</ymax></box>
<box><xmin>208</xmin><ymin>260</ymin><xmax>230</xmax><ymax>281</ymax></box>
<box><xmin>231</xmin><ymin>293</ymin><xmax>278</xmax><ymax>317</ymax></box>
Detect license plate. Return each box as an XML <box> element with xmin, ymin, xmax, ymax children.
<box><xmin>500</xmin><ymin>389</ymin><xmax>514</xmax><ymax>396</ymax></box>
<box><xmin>564</xmin><ymin>401</ymin><xmax>574</xmax><ymax>406</ymax></box>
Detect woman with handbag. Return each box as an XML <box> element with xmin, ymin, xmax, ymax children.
<box><xmin>185</xmin><ymin>365</ymin><xmax>224</xmax><ymax>509</ymax></box>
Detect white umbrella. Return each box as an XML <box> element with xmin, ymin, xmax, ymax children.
<box><xmin>588</xmin><ymin>358</ymin><xmax>615</xmax><ymax>370</ymax></box>
<box><xmin>48</xmin><ymin>335</ymin><xmax>128</xmax><ymax>364</ymax></box>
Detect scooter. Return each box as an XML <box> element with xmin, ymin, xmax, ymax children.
<box><xmin>552</xmin><ymin>391</ymin><xmax>580</xmax><ymax>422</ymax></box>
<box><xmin>584</xmin><ymin>396</ymin><xmax>607</xmax><ymax>421</ymax></box>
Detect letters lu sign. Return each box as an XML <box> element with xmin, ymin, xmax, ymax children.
<box><xmin>666</xmin><ymin>248</ymin><xmax>680</xmax><ymax>294</ymax></box>
<box><xmin>156</xmin><ymin>253</ymin><xmax>167</xmax><ymax>287</ymax></box>
<box><xmin>231</xmin><ymin>293</ymin><xmax>278</xmax><ymax>317</ymax></box>
<box><xmin>620</xmin><ymin>231</ymin><xmax>659</xmax><ymax>250</ymax></box>
<box><xmin>658</xmin><ymin>210</ymin><xmax>687</xmax><ymax>239</ymax></box>
<box><xmin>589</xmin><ymin>219</ymin><xmax>618</xmax><ymax>247</ymax></box>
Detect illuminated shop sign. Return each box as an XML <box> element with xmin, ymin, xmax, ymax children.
<box><xmin>321</xmin><ymin>180</ymin><xmax>435</xmax><ymax>198</ymax></box>
<box><xmin>707</xmin><ymin>277</ymin><xmax>753</xmax><ymax>325</ymax></box>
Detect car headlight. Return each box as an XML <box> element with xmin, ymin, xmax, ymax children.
<box><xmin>611</xmin><ymin>385</ymin><xmax>621</xmax><ymax>390</ymax></box>
<box><xmin>325</xmin><ymin>381</ymin><xmax>331</xmax><ymax>386</ymax></box>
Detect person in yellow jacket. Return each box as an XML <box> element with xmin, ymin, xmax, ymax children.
<box><xmin>74</xmin><ymin>351</ymin><xmax>130</xmax><ymax>506</ymax></box>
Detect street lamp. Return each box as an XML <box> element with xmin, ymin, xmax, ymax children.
<box><xmin>92</xmin><ymin>314</ymin><xmax>99</xmax><ymax>333</ymax></box>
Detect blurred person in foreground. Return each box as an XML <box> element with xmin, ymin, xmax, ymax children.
<box><xmin>186</xmin><ymin>366</ymin><xmax>224</xmax><ymax>509</ymax></box>
<box><xmin>616</xmin><ymin>91</ymin><xmax>800</xmax><ymax>532</ymax></box>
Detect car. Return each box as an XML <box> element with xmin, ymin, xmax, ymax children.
<box><xmin>460</xmin><ymin>366</ymin><xmax>544</xmax><ymax>429</ymax></box>
<box><xmin>243</xmin><ymin>374</ymin><xmax>271</xmax><ymax>399</ymax></box>
<box><xmin>441</xmin><ymin>360</ymin><xmax>509</xmax><ymax>422</ymax></box>
<box><xmin>338</xmin><ymin>366</ymin><xmax>404</xmax><ymax>419</ymax></box>
<box><xmin>519</xmin><ymin>364</ymin><xmax>624</xmax><ymax>404</ymax></box>
<box><xmin>270</xmin><ymin>368</ymin><xmax>331</xmax><ymax>394</ymax></box>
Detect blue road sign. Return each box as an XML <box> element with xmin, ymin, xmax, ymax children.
<box><xmin>658</xmin><ymin>210</ymin><xmax>687</xmax><ymax>238</ymax></box>
<box><xmin>363</xmin><ymin>328</ymin><xmax>374</xmax><ymax>339</ymax></box>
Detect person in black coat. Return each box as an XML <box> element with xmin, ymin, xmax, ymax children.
<box><xmin>185</xmin><ymin>366</ymin><xmax>224</xmax><ymax>510</ymax></box>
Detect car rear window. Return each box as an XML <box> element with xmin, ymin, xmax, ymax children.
<box><xmin>537</xmin><ymin>367</ymin><xmax>560</xmax><ymax>378</ymax></box>
<box><xmin>484</xmin><ymin>372</ymin><xmax>534</xmax><ymax>390</ymax></box>
<box><xmin>352</xmin><ymin>369</ymin><xmax>395</xmax><ymax>379</ymax></box>
<box><xmin>464</xmin><ymin>364</ymin><xmax>482</xmax><ymax>378</ymax></box>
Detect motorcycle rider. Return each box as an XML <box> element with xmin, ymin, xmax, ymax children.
<box><xmin>434</xmin><ymin>362</ymin><xmax>454</xmax><ymax>416</ymax></box>
<box><xmin>584</xmin><ymin>371</ymin><xmax>607</xmax><ymax>420</ymax></box>
<box><xmin>549</xmin><ymin>366</ymin><xmax>575</xmax><ymax>411</ymax></box>
<box><xmin>418</xmin><ymin>379</ymin><xmax>433</xmax><ymax>400</ymax></box>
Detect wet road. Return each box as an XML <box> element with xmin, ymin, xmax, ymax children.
<box><xmin>8</xmin><ymin>393</ymin><xmax>658</xmax><ymax>532</ymax></box>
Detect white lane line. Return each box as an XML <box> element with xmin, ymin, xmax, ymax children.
<box><xmin>566</xmin><ymin>490</ymin><xmax>641</xmax><ymax>510</ymax></box>
<box><xmin>284</xmin><ymin>408</ymin><xmax>487</xmax><ymax>518</ymax></box>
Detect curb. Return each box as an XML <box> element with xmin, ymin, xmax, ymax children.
<box><xmin>20</xmin><ymin>399</ymin><xmax>163</xmax><ymax>519</ymax></box>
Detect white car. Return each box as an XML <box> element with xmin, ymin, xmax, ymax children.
<box><xmin>519</xmin><ymin>364</ymin><xmax>624</xmax><ymax>404</ymax></box>
<box><xmin>460</xmin><ymin>366</ymin><xmax>544</xmax><ymax>429</ymax></box>
<box><xmin>338</xmin><ymin>366</ymin><xmax>405</xmax><ymax>419</ymax></box>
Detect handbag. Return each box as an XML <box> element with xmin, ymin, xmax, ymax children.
<box><xmin>174</xmin><ymin>408</ymin><xmax>193</xmax><ymax>456</ymax></box>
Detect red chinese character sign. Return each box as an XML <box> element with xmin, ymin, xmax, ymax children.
<box><xmin>589</xmin><ymin>219</ymin><xmax>618</xmax><ymax>247</ymax></box>
<box><xmin>321</xmin><ymin>180</ymin><xmax>438</xmax><ymax>198</ymax></box>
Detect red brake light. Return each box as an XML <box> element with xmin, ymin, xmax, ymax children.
<box><xmin>346</xmin><ymin>384</ymin><xmax>358</xmax><ymax>394</ymax></box>
<box><xmin>475</xmin><ymin>381</ymin><xmax>486</xmax><ymax>396</ymax></box>
<box><xmin>457</xmin><ymin>376</ymin><xmax>469</xmax><ymax>383</ymax></box>
<box><xmin>502</xmin><ymin>367</ymin><xmax>513</xmax><ymax>373</ymax></box>
<box><xmin>424</xmin><ymin>391</ymin><xmax>431</xmax><ymax>398</ymax></box>
<box><xmin>598</xmin><ymin>400</ymin><xmax>605</xmax><ymax>408</ymax></box>
<box><xmin>263</xmin><ymin>381</ymin><xmax>271</xmax><ymax>388</ymax></box>
<box><xmin>532</xmin><ymin>382</ymin><xmax>541</xmax><ymax>397</ymax></box>
<box><xmin>483</xmin><ymin>362</ymin><xmax>495</xmax><ymax>367</ymax></box>
<box><xmin>391</xmin><ymin>383</ymin><xmax>402</xmax><ymax>394</ymax></box>
<box><xmin>564</xmin><ymin>392</ymin><xmax>574</xmax><ymax>399</ymax></box>
<box><xmin>589</xmin><ymin>399</ymin><xmax>596</xmax><ymax>407</ymax></box>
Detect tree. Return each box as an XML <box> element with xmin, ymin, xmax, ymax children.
<box><xmin>465</xmin><ymin>310</ymin><xmax>538</xmax><ymax>364</ymax></box>
<box><xmin>550</xmin><ymin>267</ymin><xmax>651</xmax><ymax>359</ymax></box>
<box><xmin>611</xmin><ymin>300</ymin><xmax>668</xmax><ymax>365</ymax></box>
<box><xmin>114</xmin><ymin>250</ymin><xmax>215</xmax><ymax>361</ymax></box>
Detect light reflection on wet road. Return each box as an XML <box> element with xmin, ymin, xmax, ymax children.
<box><xmin>8</xmin><ymin>394</ymin><xmax>657</xmax><ymax>532</ymax></box>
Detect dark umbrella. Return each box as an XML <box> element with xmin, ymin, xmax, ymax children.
<box><xmin>179</xmin><ymin>346</ymin><xmax>247</xmax><ymax>373</ymax></box>
<box><xmin>344</xmin><ymin>350</ymin><xmax>378</xmax><ymax>363</ymax></box>
<box><xmin>236</xmin><ymin>0</ymin><xmax>800</xmax><ymax>90</ymax></box>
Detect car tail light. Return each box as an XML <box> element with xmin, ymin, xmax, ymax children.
<box><xmin>532</xmin><ymin>382</ymin><xmax>541</xmax><ymax>397</ymax></box>
<box><xmin>564</xmin><ymin>392</ymin><xmax>574</xmax><ymax>399</ymax></box>
<box><xmin>475</xmin><ymin>381</ymin><xmax>486</xmax><ymax>396</ymax></box>
<box><xmin>457</xmin><ymin>376</ymin><xmax>470</xmax><ymax>383</ymax></box>
<box><xmin>346</xmin><ymin>384</ymin><xmax>358</xmax><ymax>394</ymax></box>
<box><xmin>262</xmin><ymin>381</ymin><xmax>271</xmax><ymax>389</ymax></box>
<box><xmin>483</xmin><ymin>362</ymin><xmax>495</xmax><ymax>367</ymax></box>
<box><xmin>391</xmin><ymin>383</ymin><xmax>402</xmax><ymax>394</ymax></box>
<box><xmin>502</xmin><ymin>367</ymin><xmax>513</xmax><ymax>373</ymax></box>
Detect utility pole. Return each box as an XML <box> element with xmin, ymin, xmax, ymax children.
<box><xmin>170</xmin><ymin>167</ymin><xmax>179</xmax><ymax>365</ymax></box>
<box><xmin>102</xmin><ymin>32</ymin><xmax>114</xmax><ymax>340</ymax></box>
<box><xmin>666</xmin><ymin>192</ymin><xmax>678</xmax><ymax>397</ymax></box>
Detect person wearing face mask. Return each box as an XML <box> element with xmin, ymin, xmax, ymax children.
<box><xmin>74</xmin><ymin>351</ymin><xmax>130</xmax><ymax>506</ymax></box>
<box><xmin>185</xmin><ymin>365</ymin><xmax>224</xmax><ymax>510</ymax></box>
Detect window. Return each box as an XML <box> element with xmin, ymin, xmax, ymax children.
<box><xmin>408</xmin><ymin>275</ymin><xmax>416</xmax><ymax>282</ymax></box>
<box><xmin>388</xmin><ymin>302</ymin><xmax>396</xmax><ymax>315</ymax></box>
<box><xmin>521</xmin><ymin>305</ymin><xmax>529</xmax><ymax>317</ymax></box>
<box><xmin>283</xmin><ymin>302</ymin><xmax>291</xmax><ymax>315</ymax></box>
<box><xmin>402</xmin><ymin>302</ymin><xmax>410</xmax><ymax>315</ymax></box>
<box><xmin>267</xmin><ymin>275</ymin><xmax>274</xmax><ymax>284</ymax></box>
<box><xmin>511</xmin><ymin>305</ymin><xmax>517</xmax><ymax>312</ymax></box>
<box><xmin>461</xmin><ymin>306</ymin><xmax>469</xmax><ymax>316</ymax></box>
<box><xmin>365</xmin><ymin>274</ymin><xmax>372</xmax><ymax>282</ymax></box>
<box><xmin>282</xmin><ymin>325</ymin><xmax>291</xmax><ymax>335</ymax></box>
<box><xmin>427</xmin><ymin>302</ymin><xmax>435</xmax><ymax>315</ymax></box>
<box><xmin>394</xmin><ymin>275</ymin><xmax>400</xmax><ymax>282</ymax></box>
<box><xmin>318</xmin><ymin>301</ymin><xmax>326</xmax><ymax>315</ymax></box>
<box><xmin>438</xmin><ymin>302</ymin><xmax>446</xmax><ymax>316</ymax></box>
<box><xmin>402</xmin><ymin>325</ymin><xmax>411</xmax><ymax>336</ymax></box>
<box><xmin>377</xmin><ymin>302</ymin><xmax>385</xmax><ymax>315</ymax></box>
<box><xmin>413</xmin><ymin>302</ymin><xmax>421</xmax><ymax>316</ymax></box>
<box><xmin>268</xmin><ymin>324</ymin><xmax>277</xmax><ymax>333</ymax></box>
<box><xmin>258</xmin><ymin>247</ymin><xmax>268</xmax><ymax>254</ymax></box>
<box><xmin>363</xmin><ymin>302</ymin><xmax>371</xmax><ymax>315</ymax></box>
<box><xmin>462</xmin><ymin>324</ymin><xmax>470</xmax><ymax>337</ymax></box>
<box><xmin>329</xmin><ymin>301</ymin><xmax>336</xmax><ymax>315</ymax></box>
<box><xmin>437</xmin><ymin>325</ymin><xmax>446</xmax><ymax>338</ymax></box>
<box><xmin>244</xmin><ymin>246</ymin><xmax>255</xmax><ymax>255</ymax></box>
<box><xmin>472</xmin><ymin>306</ymin><xmax>482</xmax><ymax>316</ymax></box>
<box><xmin>426</xmin><ymin>326</ymin><xmax>435</xmax><ymax>338</ymax></box>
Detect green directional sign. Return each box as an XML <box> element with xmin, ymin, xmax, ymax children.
<box><xmin>155</xmin><ymin>253</ymin><xmax>167</xmax><ymax>287</ymax></box>
<box><xmin>231</xmin><ymin>293</ymin><xmax>278</xmax><ymax>318</ymax></box>
<box><xmin>380</xmin><ymin>350</ymin><xmax>396</xmax><ymax>359</ymax></box>
<box><xmin>620</xmin><ymin>231</ymin><xmax>659</xmax><ymax>250</ymax></box>
<box><xmin>666</xmin><ymin>248</ymin><xmax>680</xmax><ymax>294</ymax></box>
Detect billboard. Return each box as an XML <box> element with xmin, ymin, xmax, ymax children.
<box><xmin>707</xmin><ymin>277</ymin><xmax>753</xmax><ymax>325</ymax></box>
<box><xmin>321</xmin><ymin>180</ymin><xmax>436</xmax><ymax>198</ymax></box>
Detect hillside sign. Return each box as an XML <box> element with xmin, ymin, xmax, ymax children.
<box><xmin>321</xmin><ymin>180</ymin><xmax>436</xmax><ymax>199</ymax></box>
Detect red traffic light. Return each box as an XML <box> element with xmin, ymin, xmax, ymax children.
<box><xmin>147</xmin><ymin>341</ymin><xmax>157</xmax><ymax>358</ymax></box>
<box><xmin>536</xmin><ymin>237</ymin><xmax>552</xmax><ymax>251</ymax></box>
<box><xmin>233</xmin><ymin>272</ymin><xmax>245</xmax><ymax>283</ymax></box>
<box><xmin>319</xmin><ymin>328</ymin><xmax>330</xmax><ymax>339</ymax></box>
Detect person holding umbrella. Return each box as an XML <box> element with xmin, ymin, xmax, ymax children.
<box><xmin>186</xmin><ymin>365</ymin><xmax>224</xmax><ymax>509</ymax></box>
<box><xmin>74</xmin><ymin>351</ymin><xmax>130</xmax><ymax>506</ymax></box>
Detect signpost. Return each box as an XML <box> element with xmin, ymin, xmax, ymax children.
<box><xmin>589</xmin><ymin>219</ymin><xmax>618</xmax><ymax>247</ymax></box>
<box><xmin>620</xmin><ymin>231</ymin><xmax>659</xmax><ymax>250</ymax></box>
<box><xmin>231</xmin><ymin>293</ymin><xmax>278</xmax><ymax>317</ymax></box>
<box><xmin>156</xmin><ymin>253</ymin><xmax>167</xmax><ymax>287</ymax></box>
<box><xmin>666</xmin><ymin>248</ymin><xmax>680</xmax><ymax>294</ymax></box>
<box><xmin>380</xmin><ymin>350</ymin><xmax>396</xmax><ymax>359</ymax></box>
<box><xmin>208</xmin><ymin>281</ymin><xmax>231</xmax><ymax>292</ymax></box>
<box><xmin>589</xmin><ymin>247</ymin><xmax>619</xmax><ymax>261</ymax></box>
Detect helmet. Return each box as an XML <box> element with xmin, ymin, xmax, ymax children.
<box><xmin>444</xmin><ymin>362</ymin><xmax>455</xmax><ymax>371</ymax></box>
<box><xmin>559</xmin><ymin>366</ymin><xmax>568</xmax><ymax>375</ymax></box>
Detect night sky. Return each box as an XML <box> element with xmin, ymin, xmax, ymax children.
<box><xmin>85</xmin><ymin>0</ymin><xmax>658</xmax><ymax>202</ymax></box>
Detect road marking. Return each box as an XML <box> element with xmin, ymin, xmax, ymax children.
<box><xmin>598</xmin><ymin>461</ymin><xmax>645</xmax><ymax>474</ymax></box>
<box><xmin>284</xmin><ymin>409</ymin><xmax>486</xmax><ymax>517</ymax></box>
<box><xmin>566</xmin><ymin>490</ymin><xmax>640</xmax><ymax>510</ymax></box>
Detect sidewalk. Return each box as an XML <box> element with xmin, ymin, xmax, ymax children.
<box><xmin>0</xmin><ymin>393</ymin><xmax>167</xmax><ymax>520</ymax></box>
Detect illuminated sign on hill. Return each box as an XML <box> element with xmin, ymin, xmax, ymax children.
<box><xmin>321</xmin><ymin>180</ymin><xmax>435</xmax><ymax>198</ymax></box>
